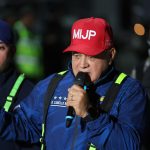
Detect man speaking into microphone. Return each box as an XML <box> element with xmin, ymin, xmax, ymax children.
<box><xmin>0</xmin><ymin>17</ymin><xmax>148</xmax><ymax>150</ymax></box>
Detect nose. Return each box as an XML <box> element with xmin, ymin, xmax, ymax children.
<box><xmin>79</xmin><ymin>55</ymin><xmax>89</xmax><ymax>68</ymax></box>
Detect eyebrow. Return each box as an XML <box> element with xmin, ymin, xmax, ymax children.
<box><xmin>72</xmin><ymin>52</ymin><xmax>79</xmax><ymax>55</ymax></box>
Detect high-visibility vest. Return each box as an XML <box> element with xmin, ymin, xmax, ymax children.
<box><xmin>14</xmin><ymin>21</ymin><xmax>44</xmax><ymax>80</ymax></box>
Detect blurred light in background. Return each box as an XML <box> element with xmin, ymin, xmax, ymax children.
<box><xmin>134</xmin><ymin>23</ymin><xmax>145</xmax><ymax>36</ymax></box>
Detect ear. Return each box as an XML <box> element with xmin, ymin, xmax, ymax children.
<box><xmin>108</xmin><ymin>48</ymin><xmax>116</xmax><ymax>65</ymax></box>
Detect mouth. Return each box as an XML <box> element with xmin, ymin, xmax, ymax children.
<box><xmin>78</xmin><ymin>71</ymin><xmax>90</xmax><ymax>76</ymax></box>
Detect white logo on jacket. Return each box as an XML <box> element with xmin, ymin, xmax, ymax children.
<box><xmin>73</xmin><ymin>29</ymin><xmax>96</xmax><ymax>40</ymax></box>
<box><xmin>51</xmin><ymin>96</ymin><xmax>67</xmax><ymax>107</ymax></box>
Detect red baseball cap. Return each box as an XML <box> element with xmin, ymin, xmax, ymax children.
<box><xmin>63</xmin><ymin>17</ymin><xmax>114</xmax><ymax>56</ymax></box>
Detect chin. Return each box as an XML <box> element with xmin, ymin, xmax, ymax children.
<box><xmin>91</xmin><ymin>79</ymin><xmax>95</xmax><ymax>83</ymax></box>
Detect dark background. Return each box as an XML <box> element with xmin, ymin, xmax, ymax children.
<box><xmin>0</xmin><ymin>0</ymin><xmax>150</xmax><ymax>79</ymax></box>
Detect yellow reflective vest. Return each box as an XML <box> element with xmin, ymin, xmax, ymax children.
<box><xmin>14</xmin><ymin>21</ymin><xmax>44</xmax><ymax>80</ymax></box>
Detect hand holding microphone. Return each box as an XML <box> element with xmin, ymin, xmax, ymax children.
<box><xmin>66</xmin><ymin>72</ymin><xmax>91</xmax><ymax>128</ymax></box>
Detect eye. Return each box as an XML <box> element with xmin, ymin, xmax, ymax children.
<box><xmin>86</xmin><ymin>56</ymin><xmax>97</xmax><ymax>62</ymax></box>
<box><xmin>72</xmin><ymin>53</ymin><xmax>81</xmax><ymax>59</ymax></box>
<box><xmin>0</xmin><ymin>46</ymin><xmax>5</xmax><ymax>51</ymax></box>
<box><xmin>88</xmin><ymin>56</ymin><xmax>95</xmax><ymax>61</ymax></box>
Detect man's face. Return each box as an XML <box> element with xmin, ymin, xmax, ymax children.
<box><xmin>0</xmin><ymin>42</ymin><xmax>10</xmax><ymax>72</ymax></box>
<box><xmin>72</xmin><ymin>48</ymin><xmax>116</xmax><ymax>82</ymax></box>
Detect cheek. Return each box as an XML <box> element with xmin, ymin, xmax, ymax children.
<box><xmin>90</xmin><ymin>67</ymin><xmax>102</xmax><ymax>82</ymax></box>
<box><xmin>0</xmin><ymin>53</ymin><xmax>7</xmax><ymax>65</ymax></box>
<box><xmin>72</xmin><ymin>62</ymin><xmax>78</xmax><ymax>76</ymax></box>
<box><xmin>90</xmin><ymin>61</ymin><xmax>108</xmax><ymax>82</ymax></box>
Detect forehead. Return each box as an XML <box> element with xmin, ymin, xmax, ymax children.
<box><xmin>72</xmin><ymin>50</ymin><xmax>109</xmax><ymax>58</ymax></box>
<box><xmin>0</xmin><ymin>41</ymin><xmax>7</xmax><ymax>45</ymax></box>
<box><xmin>0</xmin><ymin>42</ymin><xmax>9</xmax><ymax>50</ymax></box>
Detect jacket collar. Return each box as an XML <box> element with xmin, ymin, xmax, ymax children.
<box><xmin>0</xmin><ymin>66</ymin><xmax>16</xmax><ymax>85</ymax></box>
<box><xmin>94</xmin><ymin>65</ymin><xmax>118</xmax><ymax>86</ymax></box>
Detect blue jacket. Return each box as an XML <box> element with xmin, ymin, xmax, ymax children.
<box><xmin>0</xmin><ymin>67</ymin><xmax>147</xmax><ymax>150</ymax></box>
<box><xmin>0</xmin><ymin>67</ymin><xmax>40</xmax><ymax>150</ymax></box>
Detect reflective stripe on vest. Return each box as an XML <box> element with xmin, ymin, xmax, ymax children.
<box><xmin>58</xmin><ymin>70</ymin><xmax>68</xmax><ymax>76</ymax></box>
<box><xmin>115</xmin><ymin>72</ymin><xmax>127</xmax><ymax>84</ymax></box>
<box><xmin>3</xmin><ymin>73</ymin><xmax>25</xmax><ymax>112</ymax></box>
<box><xmin>89</xmin><ymin>143</ymin><xmax>96</xmax><ymax>150</ymax></box>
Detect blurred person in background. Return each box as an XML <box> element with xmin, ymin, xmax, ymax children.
<box><xmin>131</xmin><ymin>27</ymin><xmax>150</xmax><ymax>150</ymax></box>
<box><xmin>131</xmin><ymin>31</ymin><xmax>150</xmax><ymax>99</ymax></box>
<box><xmin>13</xmin><ymin>6</ymin><xmax>44</xmax><ymax>83</ymax></box>
<box><xmin>142</xmin><ymin>64</ymin><xmax>150</xmax><ymax>150</ymax></box>
<box><xmin>0</xmin><ymin>8</ymin><xmax>17</xmax><ymax>26</ymax></box>
<box><xmin>41</xmin><ymin>2</ymin><xmax>69</xmax><ymax>77</ymax></box>
<box><xmin>0</xmin><ymin>19</ymin><xmax>40</xmax><ymax>150</ymax></box>
<box><xmin>42</xmin><ymin>14</ymin><xmax>64</xmax><ymax>77</ymax></box>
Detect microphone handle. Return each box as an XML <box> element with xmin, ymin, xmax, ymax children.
<box><xmin>66</xmin><ymin>106</ymin><xmax>75</xmax><ymax>128</ymax></box>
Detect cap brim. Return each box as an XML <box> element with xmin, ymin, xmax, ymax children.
<box><xmin>63</xmin><ymin>44</ymin><xmax>104</xmax><ymax>56</ymax></box>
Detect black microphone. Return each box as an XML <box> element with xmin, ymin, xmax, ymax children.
<box><xmin>66</xmin><ymin>72</ymin><xmax>91</xmax><ymax>128</ymax></box>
